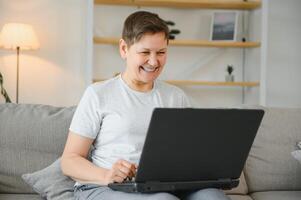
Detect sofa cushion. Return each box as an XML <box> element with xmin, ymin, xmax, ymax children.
<box><xmin>0</xmin><ymin>104</ymin><xmax>75</xmax><ymax>194</ymax></box>
<box><xmin>22</xmin><ymin>158</ymin><xmax>74</xmax><ymax>200</ymax></box>
<box><xmin>228</xmin><ymin>195</ymin><xmax>254</xmax><ymax>200</ymax></box>
<box><xmin>245</xmin><ymin>107</ymin><xmax>301</xmax><ymax>192</ymax></box>
<box><xmin>251</xmin><ymin>191</ymin><xmax>301</xmax><ymax>200</ymax></box>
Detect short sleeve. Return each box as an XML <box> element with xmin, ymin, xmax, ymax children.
<box><xmin>171</xmin><ymin>85</ymin><xmax>191</xmax><ymax>108</ymax></box>
<box><xmin>69</xmin><ymin>86</ymin><xmax>102</xmax><ymax>139</ymax></box>
<box><xmin>181</xmin><ymin>92</ymin><xmax>191</xmax><ymax>108</ymax></box>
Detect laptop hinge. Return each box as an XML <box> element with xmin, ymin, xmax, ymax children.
<box><xmin>145</xmin><ymin>181</ymin><xmax>161</xmax><ymax>183</ymax></box>
<box><xmin>218</xmin><ymin>178</ymin><xmax>232</xmax><ymax>182</ymax></box>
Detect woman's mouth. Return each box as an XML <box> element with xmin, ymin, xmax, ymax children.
<box><xmin>140</xmin><ymin>66</ymin><xmax>159</xmax><ymax>73</ymax></box>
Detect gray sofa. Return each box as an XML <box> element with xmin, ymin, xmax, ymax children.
<box><xmin>0</xmin><ymin>103</ymin><xmax>300</xmax><ymax>200</ymax></box>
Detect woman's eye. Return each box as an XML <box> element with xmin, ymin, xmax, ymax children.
<box><xmin>158</xmin><ymin>51</ymin><xmax>166</xmax><ymax>55</ymax></box>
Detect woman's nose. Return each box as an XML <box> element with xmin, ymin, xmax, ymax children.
<box><xmin>148</xmin><ymin>55</ymin><xmax>158</xmax><ymax>67</ymax></box>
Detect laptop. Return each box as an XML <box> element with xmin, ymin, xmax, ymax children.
<box><xmin>109</xmin><ymin>108</ymin><xmax>264</xmax><ymax>193</ymax></box>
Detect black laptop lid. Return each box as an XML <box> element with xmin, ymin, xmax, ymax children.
<box><xmin>136</xmin><ymin>108</ymin><xmax>264</xmax><ymax>183</ymax></box>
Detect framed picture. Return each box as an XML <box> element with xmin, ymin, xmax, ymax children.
<box><xmin>210</xmin><ymin>11</ymin><xmax>238</xmax><ymax>41</ymax></box>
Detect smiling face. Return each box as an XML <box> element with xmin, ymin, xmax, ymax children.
<box><xmin>120</xmin><ymin>32</ymin><xmax>168</xmax><ymax>92</ymax></box>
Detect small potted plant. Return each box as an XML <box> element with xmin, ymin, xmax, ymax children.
<box><xmin>225</xmin><ymin>65</ymin><xmax>234</xmax><ymax>82</ymax></box>
<box><xmin>165</xmin><ymin>20</ymin><xmax>181</xmax><ymax>40</ymax></box>
<box><xmin>0</xmin><ymin>72</ymin><xmax>11</xmax><ymax>103</ymax></box>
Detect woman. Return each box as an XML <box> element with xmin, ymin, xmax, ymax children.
<box><xmin>61</xmin><ymin>10</ymin><xmax>230</xmax><ymax>200</ymax></box>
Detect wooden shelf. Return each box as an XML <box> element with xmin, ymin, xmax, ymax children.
<box><xmin>165</xmin><ymin>80</ymin><xmax>260</xmax><ymax>87</ymax></box>
<box><xmin>94</xmin><ymin>0</ymin><xmax>261</xmax><ymax>10</ymax></box>
<box><xmin>93</xmin><ymin>79</ymin><xmax>260</xmax><ymax>87</ymax></box>
<box><xmin>94</xmin><ymin>37</ymin><xmax>261</xmax><ymax>48</ymax></box>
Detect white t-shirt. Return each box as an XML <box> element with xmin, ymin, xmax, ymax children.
<box><xmin>70</xmin><ymin>75</ymin><xmax>190</xmax><ymax>170</ymax></box>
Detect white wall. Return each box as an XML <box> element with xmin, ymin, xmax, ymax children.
<box><xmin>0</xmin><ymin>0</ymin><xmax>91</xmax><ymax>106</ymax></box>
<box><xmin>242</xmin><ymin>0</ymin><xmax>301</xmax><ymax>108</ymax></box>
<box><xmin>264</xmin><ymin>0</ymin><xmax>301</xmax><ymax>108</ymax></box>
<box><xmin>244</xmin><ymin>8</ymin><xmax>261</xmax><ymax>105</ymax></box>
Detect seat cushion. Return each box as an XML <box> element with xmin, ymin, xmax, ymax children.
<box><xmin>244</xmin><ymin>107</ymin><xmax>301</xmax><ymax>192</ymax></box>
<box><xmin>251</xmin><ymin>191</ymin><xmax>301</xmax><ymax>200</ymax></box>
<box><xmin>0</xmin><ymin>194</ymin><xmax>42</xmax><ymax>200</ymax></box>
<box><xmin>228</xmin><ymin>194</ymin><xmax>254</xmax><ymax>200</ymax></box>
<box><xmin>224</xmin><ymin>172</ymin><xmax>248</xmax><ymax>195</ymax></box>
<box><xmin>0</xmin><ymin>104</ymin><xmax>75</xmax><ymax>194</ymax></box>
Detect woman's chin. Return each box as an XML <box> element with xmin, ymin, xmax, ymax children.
<box><xmin>139</xmin><ymin>71</ymin><xmax>161</xmax><ymax>82</ymax></box>
<box><xmin>138</xmin><ymin>74</ymin><xmax>159</xmax><ymax>84</ymax></box>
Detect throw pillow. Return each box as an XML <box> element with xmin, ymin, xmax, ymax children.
<box><xmin>22</xmin><ymin>158</ymin><xmax>75</xmax><ymax>200</ymax></box>
<box><xmin>291</xmin><ymin>141</ymin><xmax>301</xmax><ymax>164</ymax></box>
<box><xmin>292</xmin><ymin>150</ymin><xmax>301</xmax><ymax>164</ymax></box>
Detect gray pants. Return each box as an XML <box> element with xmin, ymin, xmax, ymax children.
<box><xmin>74</xmin><ymin>184</ymin><xmax>230</xmax><ymax>200</ymax></box>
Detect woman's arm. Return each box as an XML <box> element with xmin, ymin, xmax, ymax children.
<box><xmin>61</xmin><ymin>131</ymin><xmax>136</xmax><ymax>185</ymax></box>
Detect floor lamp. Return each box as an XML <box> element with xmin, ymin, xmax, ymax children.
<box><xmin>0</xmin><ymin>23</ymin><xmax>40</xmax><ymax>103</ymax></box>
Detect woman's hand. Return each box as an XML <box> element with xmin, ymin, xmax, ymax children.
<box><xmin>104</xmin><ymin>159</ymin><xmax>137</xmax><ymax>185</ymax></box>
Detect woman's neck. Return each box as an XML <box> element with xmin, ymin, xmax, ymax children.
<box><xmin>121</xmin><ymin>72</ymin><xmax>154</xmax><ymax>92</ymax></box>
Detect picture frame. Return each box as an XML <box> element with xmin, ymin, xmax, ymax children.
<box><xmin>210</xmin><ymin>11</ymin><xmax>238</xmax><ymax>41</ymax></box>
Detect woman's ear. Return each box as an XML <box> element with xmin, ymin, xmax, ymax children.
<box><xmin>119</xmin><ymin>39</ymin><xmax>128</xmax><ymax>60</ymax></box>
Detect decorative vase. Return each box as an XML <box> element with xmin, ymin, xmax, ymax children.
<box><xmin>225</xmin><ymin>65</ymin><xmax>234</xmax><ymax>82</ymax></box>
<box><xmin>225</xmin><ymin>74</ymin><xmax>234</xmax><ymax>82</ymax></box>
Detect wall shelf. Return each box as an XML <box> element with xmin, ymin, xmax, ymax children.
<box><xmin>165</xmin><ymin>80</ymin><xmax>260</xmax><ymax>87</ymax></box>
<box><xmin>94</xmin><ymin>0</ymin><xmax>261</xmax><ymax>10</ymax></box>
<box><xmin>93</xmin><ymin>79</ymin><xmax>260</xmax><ymax>87</ymax></box>
<box><xmin>94</xmin><ymin>37</ymin><xmax>261</xmax><ymax>48</ymax></box>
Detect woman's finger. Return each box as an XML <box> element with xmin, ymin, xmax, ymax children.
<box><xmin>118</xmin><ymin>164</ymin><xmax>131</xmax><ymax>175</ymax></box>
<box><xmin>113</xmin><ymin>175</ymin><xmax>124</xmax><ymax>183</ymax></box>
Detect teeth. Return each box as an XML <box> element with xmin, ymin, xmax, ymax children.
<box><xmin>142</xmin><ymin>66</ymin><xmax>157</xmax><ymax>72</ymax></box>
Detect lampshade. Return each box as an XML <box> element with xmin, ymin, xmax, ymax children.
<box><xmin>0</xmin><ymin>23</ymin><xmax>40</xmax><ymax>50</ymax></box>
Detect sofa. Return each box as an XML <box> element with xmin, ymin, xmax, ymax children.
<box><xmin>0</xmin><ymin>103</ymin><xmax>300</xmax><ymax>200</ymax></box>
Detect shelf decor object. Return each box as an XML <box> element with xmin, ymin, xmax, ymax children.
<box><xmin>210</xmin><ymin>11</ymin><xmax>238</xmax><ymax>41</ymax></box>
<box><xmin>0</xmin><ymin>23</ymin><xmax>40</xmax><ymax>103</ymax></box>
<box><xmin>225</xmin><ymin>65</ymin><xmax>235</xmax><ymax>82</ymax></box>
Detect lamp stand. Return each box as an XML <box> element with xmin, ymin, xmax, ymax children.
<box><xmin>16</xmin><ymin>46</ymin><xmax>20</xmax><ymax>104</ymax></box>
